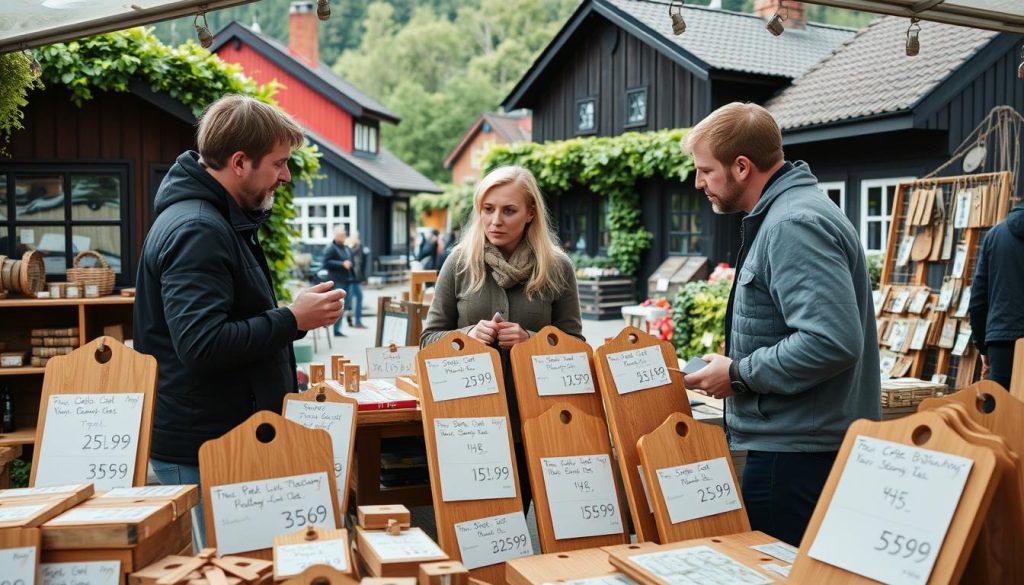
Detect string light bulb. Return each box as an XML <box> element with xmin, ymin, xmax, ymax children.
<box><xmin>669</xmin><ymin>1</ymin><xmax>685</xmax><ymax>36</ymax></box>
<box><xmin>194</xmin><ymin>12</ymin><xmax>214</xmax><ymax>48</ymax></box>
<box><xmin>316</xmin><ymin>0</ymin><xmax>331</xmax><ymax>21</ymax></box>
<box><xmin>766</xmin><ymin>0</ymin><xmax>788</xmax><ymax>36</ymax></box>
<box><xmin>906</xmin><ymin>18</ymin><xmax>921</xmax><ymax>57</ymax></box>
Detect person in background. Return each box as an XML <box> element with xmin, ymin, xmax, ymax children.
<box><xmin>436</xmin><ymin>231</ymin><xmax>457</xmax><ymax>273</ymax></box>
<box><xmin>969</xmin><ymin>201</ymin><xmax>1024</xmax><ymax>389</ymax></box>
<box><xmin>416</xmin><ymin>228</ymin><xmax>441</xmax><ymax>270</ymax></box>
<box><xmin>322</xmin><ymin>226</ymin><xmax>354</xmax><ymax>337</ymax></box>
<box><xmin>681</xmin><ymin>102</ymin><xmax>880</xmax><ymax>546</ymax></box>
<box><xmin>420</xmin><ymin>166</ymin><xmax>583</xmax><ymax>514</ymax></box>
<box><xmin>135</xmin><ymin>94</ymin><xmax>345</xmax><ymax>547</ymax></box>
<box><xmin>346</xmin><ymin>230</ymin><xmax>369</xmax><ymax>329</ymax></box>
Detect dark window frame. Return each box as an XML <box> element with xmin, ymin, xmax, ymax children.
<box><xmin>666</xmin><ymin>190</ymin><xmax>704</xmax><ymax>257</ymax></box>
<box><xmin>575</xmin><ymin>97</ymin><xmax>597</xmax><ymax>135</ymax></box>
<box><xmin>625</xmin><ymin>86</ymin><xmax>648</xmax><ymax>128</ymax></box>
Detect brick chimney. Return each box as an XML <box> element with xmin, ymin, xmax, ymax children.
<box><xmin>754</xmin><ymin>0</ymin><xmax>806</xmax><ymax>31</ymax></box>
<box><xmin>289</xmin><ymin>1</ymin><xmax>319</xmax><ymax>66</ymax></box>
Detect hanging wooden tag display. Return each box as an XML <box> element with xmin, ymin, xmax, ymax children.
<box><xmin>415</xmin><ymin>331</ymin><xmax>529</xmax><ymax>584</ymax></box>
<box><xmin>31</xmin><ymin>337</ymin><xmax>157</xmax><ymax>489</ymax></box>
<box><xmin>273</xmin><ymin>526</ymin><xmax>352</xmax><ymax>581</ymax></box>
<box><xmin>283</xmin><ymin>384</ymin><xmax>358</xmax><ymax>515</ymax></box>
<box><xmin>637</xmin><ymin>413</ymin><xmax>749</xmax><ymax>543</ymax></box>
<box><xmin>509</xmin><ymin>325</ymin><xmax>604</xmax><ymax>421</ymax></box>
<box><xmin>791</xmin><ymin>410</ymin><xmax>1000</xmax><ymax>584</ymax></box>
<box><xmin>520</xmin><ymin>402</ymin><xmax>628</xmax><ymax>553</ymax></box>
<box><xmin>593</xmin><ymin>327</ymin><xmax>692</xmax><ymax>543</ymax></box>
<box><xmin>198</xmin><ymin>411</ymin><xmax>340</xmax><ymax>560</ymax></box>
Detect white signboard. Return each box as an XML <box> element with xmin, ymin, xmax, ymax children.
<box><xmin>454</xmin><ymin>512</ymin><xmax>533</xmax><ymax>570</ymax></box>
<box><xmin>209</xmin><ymin>472</ymin><xmax>336</xmax><ymax>555</ymax></box>
<box><xmin>48</xmin><ymin>506</ymin><xmax>161</xmax><ymax>524</ymax></box>
<box><xmin>380</xmin><ymin>314</ymin><xmax>409</xmax><ymax>346</ymax></box>
<box><xmin>365</xmin><ymin>346</ymin><xmax>418</xmax><ymax>378</ymax></box>
<box><xmin>34</xmin><ymin>393</ymin><xmax>144</xmax><ymax>490</ymax></box>
<box><xmin>541</xmin><ymin>455</ymin><xmax>622</xmax><ymax>540</ymax></box>
<box><xmin>532</xmin><ymin>353</ymin><xmax>595</xmax><ymax>396</ymax></box>
<box><xmin>629</xmin><ymin>546</ymin><xmax>771</xmax><ymax>584</ymax></box>
<box><xmin>274</xmin><ymin>538</ymin><xmax>348</xmax><ymax>577</ymax></box>
<box><xmin>434</xmin><ymin>417</ymin><xmax>515</xmax><ymax>502</ymax></box>
<box><xmin>605</xmin><ymin>346</ymin><xmax>670</xmax><ymax>395</ymax></box>
<box><xmin>424</xmin><ymin>354</ymin><xmax>499</xmax><ymax>401</ymax></box>
<box><xmin>808</xmin><ymin>435</ymin><xmax>973</xmax><ymax>585</ymax></box>
<box><xmin>40</xmin><ymin>562</ymin><xmax>120</xmax><ymax>585</ymax></box>
<box><xmin>360</xmin><ymin>528</ymin><xmax>446</xmax><ymax>561</ymax></box>
<box><xmin>0</xmin><ymin>546</ymin><xmax>35</xmax><ymax>585</ymax></box>
<box><xmin>0</xmin><ymin>504</ymin><xmax>48</xmax><ymax>523</ymax></box>
<box><xmin>283</xmin><ymin>401</ymin><xmax>356</xmax><ymax>503</ymax></box>
<box><xmin>655</xmin><ymin>457</ymin><xmax>741</xmax><ymax>524</ymax></box>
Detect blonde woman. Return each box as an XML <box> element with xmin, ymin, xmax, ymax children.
<box><xmin>420</xmin><ymin>165</ymin><xmax>583</xmax><ymax>512</ymax></box>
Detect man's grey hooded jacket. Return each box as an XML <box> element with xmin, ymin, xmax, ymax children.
<box><xmin>728</xmin><ymin>162</ymin><xmax>881</xmax><ymax>452</ymax></box>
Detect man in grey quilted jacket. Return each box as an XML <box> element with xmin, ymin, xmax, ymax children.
<box><xmin>682</xmin><ymin>102</ymin><xmax>880</xmax><ymax>546</ymax></box>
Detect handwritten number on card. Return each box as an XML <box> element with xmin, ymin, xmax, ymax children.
<box><xmin>873</xmin><ymin>530</ymin><xmax>931</xmax><ymax>562</ymax></box>
<box><xmin>81</xmin><ymin>434</ymin><xmax>133</xmax><ymax>450</ymax></box>
<box><xmin>472</xmin><ymin>466</ymin><xmax>511</xmax><ymax>482</ymax></box>
<box><xmin>281</xmin><ymin>505</ymin><xmax>329</xmax><ymax>530</ymax></box>
<box><xmin>0</xmin><ymin>580</ymin><xmax>27</xmax><ymax>585</ymax></box>
<box><xmin>463</xmin><ymin>372</ymin><xmax>494</xmax><ymax>389</ymax></box>
<box><xmin>697</xmin><ymin>483</ymin><xmax>732</xmax><ymax>503</ymax></box>
<box><xmin>580</xmin><ymin>503</ymin><xmax>616</xmax><ymax>520</ymax></box>
<box><xmin>883</xmin><ymin>486</ymin><xmax>908</xmax><ymax>511</ymax></box>
<box><xmin>87</xmin><ymin>463</ymin><xmax>130</xmax><ymax>480</ymax></box>
<box><xmin>636</xmin><ymin>367</ymin><xmax>666</xmax><ymax>384</ymax></box>
<box><xmin>490</xmin><ymin>534</ymin><xmax>530</xmax><ymax>554</ymax></box>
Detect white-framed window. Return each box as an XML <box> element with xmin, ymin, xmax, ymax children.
<box><xmin>576</xmin><ymin>98</ymin><xmax>596</xmax><ymax>134</ymax></box>
<box><xmin>860</xmin><ymin>177</ymin><xmax>914</xmax><ymax>253</ymax></box>
<box><xmin>289</xmin><ymin>196</ymin><xmax>358</xmax><ymax>245</ymax></box>
<box><xmin>354</xmin><ymin>122</ymin><xmax>378</xmax><ymax>154</ymax></box>
<box><xmin>819</xmin><ymin>181</ymin><xmax>846</xmax><ymax>213</ymax></box>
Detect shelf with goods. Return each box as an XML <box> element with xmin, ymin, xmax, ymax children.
<box><xmin>0</xmin><ymin>295</ymin><xmax>134</xmax><ymax>448</ymax></box>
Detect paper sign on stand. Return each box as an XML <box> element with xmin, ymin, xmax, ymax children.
<box><xmin>434</xmin><ymin>417</ymin><xmax>515</xmax><ymax>502</ymax></box>
<box><xmin>40</xmin><ymin>561</ymin><xmax>120</xmax><ymax>585</ymax></box>
<box><xmin>532</xmin><ymin>353</ymin><xmax>595</xmax><ymax>396</ymax></box>
<box><xmin>366</xmin><ymin>346</ymin><xmax>419</xmax><ymax>378</ymax></box>
<box><xmin>360</xmin><ymin>528</ymin><xmax>447</xmax><ymax>561</ymax></box>
<box><xmin>34</xmin><ymin>393</ymin><xmax>144</xmax><ymax>490</ymax></box>
<box><xmin>0</xmin><ymin>545</ymin><xmax>36</xmax><ymax>585</ymax></box>
<box><xmin>283</xmin><ymin>394</ymin><xmax>357</xmax><ymax>512</ymax></box>
<box><xmin>454</xmin><ymin>512</ymin><xmax>533</xmax><ymax>570</ymax></box>
<box><xmin>628</xmin><ymin>546</ymin><xmax>772</xmax><ymax>584</ymax></box>
<box><xmin>273</xmin><ymin>528</ymin><xmax>350</xmax><ymax>579</ymax></box>
<box><xmin>605</xmin><ymin>346</ymin><xmax>670</xmax><ymax>395</ymax></box>
<box><xmin>751</xmin><ymin>541</ymin><xmax>798</xmax><ymax>564</ymax></box>
<box><xmin>541</xmin><ymin>455</ymin><xmax>622</xmax><ymax>540</ymax></box>
<box><xmin>654</xmin><ymin>457</ymin><xmax>741</xmax><ymax>524</ymax></box>
<box><xmin>424</xmin><ymin>354</ymin><xmax>499</xmax><ymax>401</ymax></box>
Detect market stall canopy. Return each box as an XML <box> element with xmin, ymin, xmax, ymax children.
<box><xmin>805</xmin><ymin>0</ymin><xmax>1024</xmax><ymax>33</ymax></box>
<box><xmin>0</xmin><ymin>0</ymin><xmax>257</xmax><ymax>54</ymax></box>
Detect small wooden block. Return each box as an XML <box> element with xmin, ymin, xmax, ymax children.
<box><xmin>273</xmin><ymin>526</ymin><xmax>352</xmax><ymax>581</ymax></box>
<box><xmin>310</xmin><ymin>363</ymin><xmax>326</xmax><ymax>385</ymax></box>
<box><xmin>394</xmin><ymin>376</ymin><xmax>419</xmax><ymax>398</ymax></box>
<box><xmin>331</xmin><ymin>355</ymin><xmax>348</xmax><ymax>381</ymax></box>
<box><xmin>418</xmin><ymin>561</ymin><xmax>469</xmax><ymax>585</ymax></box>
<box><xmin>345</xmin><ymin>365</ymin><xmax>361</xmax><ymax>392</ymax></box>
<box><xmin>355</xmin><ymin>527</ymin><xmax>448</xmax><ymax>578</ymax></box>
<box><xmin>41</xmin><ymin>500</ymin><xmax>176</xmax><ymax>549</ymax></box>
<box><xmin>92</xmin><ymin>484</ymin><xmax>199</xmax><ymax>520</ymax></box>
<box><xmin>357</xmin><ymin>505</ymin><xmax>411</xmax><ymax>530</ymax></box>
<box><xmin>506</xmin><ymin>547</ymin><xmax>619</xmax><ymax>585</ymax></box>
<box><xmin>0</xmin><ymin>496</ymin><xmax>84</xmax><ymax>529</ymax></box>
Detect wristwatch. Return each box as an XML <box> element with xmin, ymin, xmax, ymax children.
<box><xmin>729</xmin><ymin>360</ymin><xmax>750</xmax><ymax>395</ymax></box>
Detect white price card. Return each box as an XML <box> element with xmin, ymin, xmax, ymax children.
<box><xmin>424</xmin><ymin>354</ymin><xmax>499</xmax><ymax>401</ymax></box>
<box><xmin>0</xmin><ymin>485</ymin><xmax>87</xmax><ymax>500</ymax></box>
<box><xmin>434</xmin><ymin>417</ymin><xmax>515</xmax><ymax>502</ymax></box>
<box><xmin>40</xmin><ymin>561</ymin><xmax>120</xmax><ymax>585</ymax></box>
<box><xmin>751</xmin><ymin>541</ymin><xmax>798</xmax><ymax>564</ymax></box>
<box><xmin>365</xmin><ymin>346</ymin><xmax>418</xmax><ymax>378</ymax></box>
<box><xmin>0</xmin><ymin>546</ymin><xmax>36</xmax><ymax>585</ymax></box>
<box><xmin>605</xmin><ymin>346</ymin><xmax>670</xmax><ymax>395</ymax></box>
<box><xmin>759</xmin><ymin>563</ymin><xmax>791</xmax><ymax>578</ymax></box>
<box><xmin>283</xmin><ymin>401</ymin><xmax>356</xmax><ymax>502</ymax></box>
<box><xmin>541</xmin><ymin>455</ymin><xmax>622</xmax><ymax>540</ymax></box>
<box><xmin>274</xmin><ymin>538</ymin><xmax>348</xmax><ymax>577</ymax></box>
<box><xmin>209</xmin><ymin>472</ymin><xmax>336</xmax><ymax>555</ymax></box>
<box><xmin>655</xmin><ymin>457</ymin><xmax>741</xmax><ymax>524</ymax></box>
<box><xmin>532</xmin><ymin>353</ymin><xmax>595</xmax><ymax>396</ymax></box>
<box><xmin>48</xmin><ymin>506</ymin><xmax>161</xmax><ymax>524</ymax></box>
<box><xmin>629</xmin><ymin>545</ymin><xmax>771</xmax><ymax>584</ymax></box>
<box><xmin>637</xmin><ymin>465</ymin><xmax>654</xmax><ymax>513</ymax></box>
<box><xmin>361</xmin><ymin>528</ymin><xmax>446</xmax><ymax>560</ymax></box>
<box><xmin>34</xmin><ymin>393</ymin><xmax>144</xmax><ymax>490</ymax></box>
<box><xmin>380</xmin><ymin>314</ymin><xmax>409</xmax><ymax>346</ymax></box>
<box><xmin>808</xmin><ymin>435</ymin><xmax>974</xmax><ymax>585</ymax></box>
<box><xmin>100</xmin><ymin>486</ymin><xmax>190</xmax><ymax>498</ymax></box>
<box><xmin>561</xmin><ymin>576</ymin><xmax>637</xmax><ymax>585</ymax></box>
<box><xmin>455</xmin><ymin>511</ymin><xmax>533</xmax><ymax>570</ymax></box>
<box><xmin>0</xmin><ymin>503</ymin><xmax>48</xmax><ymax>523</ymax></box>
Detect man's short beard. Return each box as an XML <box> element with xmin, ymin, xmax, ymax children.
<box><xmin>259</xmin><ymin>192</ymin><xmax>275</xmax><ymax>212</ymax></box>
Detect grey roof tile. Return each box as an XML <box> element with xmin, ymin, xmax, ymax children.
<box><xmin>307</xmin><ymin>130</ymin><xmax>440</xmax><ymax>194</ymax></box>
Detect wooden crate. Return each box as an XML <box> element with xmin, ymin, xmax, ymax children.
<box><xmin>577</xmin><ymin>276</ymin><xmax>636</xmax><ymax>320</ymax></box>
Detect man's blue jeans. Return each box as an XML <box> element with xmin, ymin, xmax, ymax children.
<box><xmin>741</xmin><ymin>450</ymin><xmax>838</xmax><ymax>546</ymax></box>
<box><xmin>150</xmin><ymin>458</ymin><xmax>206</xmax><ymax>550</ymax></box>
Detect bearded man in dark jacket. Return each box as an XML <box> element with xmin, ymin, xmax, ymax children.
<box><xmin>134</xmin><ymin>95</ymin><xmax>345</xmax><ymax>545</ymax></box>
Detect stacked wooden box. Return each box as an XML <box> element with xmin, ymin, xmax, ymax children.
<box><xmin>30</xmin><ymin>327</ymin><xmax>80</xmax><ymax>367</ymax></box>
<box><xmin>577</xmin><ymin>276</ymin><xmax>636</xmax><ymax>320</ymax></box>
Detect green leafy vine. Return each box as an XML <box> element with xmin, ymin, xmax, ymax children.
<box><xmin>482</xmin><ymin>129</ymin><xmax>693</xmax><ymax>276</ymax></box>
<box><xmin>30</xmin><ymin>28</ymin><xmax>321</xmax><ymax>300</ymax></box>
<box><xmin>0</xmin><ymin>52</ymin><xmax>43</xmax><ymax>153</ymax></box>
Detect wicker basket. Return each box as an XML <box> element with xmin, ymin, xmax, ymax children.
<box><xmin>67</xmin><ymin>251</ymin><xmax>115</xmax><ymax>296</ymax></box>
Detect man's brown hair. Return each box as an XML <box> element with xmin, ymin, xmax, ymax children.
<box><xmin>682</xmin><ymin>102</ymin><xmax>784</xmax><ymax>171</ymax></box>
<box><xmin>197</xmin><ymin>94</ymin><xmax>305</xmax><ymax>170</ymax></box>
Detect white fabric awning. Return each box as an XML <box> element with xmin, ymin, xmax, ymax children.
<box><xmin>804</xmin><ymin>0</ymin><xmax>1024</xmax><ymax>33</ymax></box>
<box><xmin>0</xmin><ymin>0</ymin><xmax>257</xmax><ymax>53</ymax></box>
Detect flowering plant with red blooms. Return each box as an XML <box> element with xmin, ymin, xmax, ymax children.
<box><xmin>708</xmin><ymin>262</ymin><xmax>735</xmax><ymax>284</ymax></box>
<box><xmin>640</xmin><ymin>297</ymin><xmax>674</xmax><ymax>340</ymax></box>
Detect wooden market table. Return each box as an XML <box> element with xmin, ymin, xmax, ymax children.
<box><xmin>351</xmin><ymin>406</ymin><xmax>431</xmax><ymax>509</ymax></box>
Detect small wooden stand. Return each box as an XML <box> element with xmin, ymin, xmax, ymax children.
<box><xmin>419</xmin><ymin>560</ymin><xmax>470</xmax><ymax>585</ymax></box>
<box><xmin>280</xmin><ymin>564</ymin><xmax>358</xmax><ymax>585</ymax></box>
<box><xmin>129</xmin><ymin>548</ymin><xmax>274</xmax><ymax>585</ymax></box>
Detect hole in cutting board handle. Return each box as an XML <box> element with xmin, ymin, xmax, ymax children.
<box><xmin>546</xmin><ymin>333</ymin><xmax>559</xmax><ymax>347</ymax></box>
<box><xmin>559</xmin><ymin>410</ymin><xmax>572</xmax><ymax>424</ymax></box>
<box><xmin>255</xmin><ymin>423</ymin><xmax>277</xmax><ymax>444</ymax></box>
<box><xmin>315</xmin><ymin>392</ymin><xmax>327</xmax><ymax>403</ymax></box>
<box><xmin>311</xmin><ymin>579</ymin><xmax>328</xmax><ymax>585</ymax></box>
<box><xmin>675</xmin><ymin>421</ymin><xmax>689</xmax><ymax>437</ymax></box>
<box><xmin>977</xmin><ymin>393</ymin><xmax>996</xmax><ymax>414</ymax></box>
<box><xmin>452</xmin><ymin>338</ymin><xmax>465</xmax><ymax>351</ymax></box>
<box><xmin>94</xmin><ymin>342</ymin><xmax>112</xmax><ymax>364</ymax></box>
<box><xmin>627</xmin><ymin>333</ymin><xmax>638</xmax><ymax>344</ymax></box>
<box><xmin>911</xmin><ymin>425</ymin><xmax>932</xmax><ymax>446</ymax></box>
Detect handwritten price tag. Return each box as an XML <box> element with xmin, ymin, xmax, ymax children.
<box><xmin>34</xmin><ymin>393</ymin><xmax>144</xmax><ymax>489</ymax></box>
<box><xmin>605</xmin><ymin>347</ymin><xmax>670</xmax><ymax>395</ymax></box>
<box><xmin>365</xmin><ymin>346</ymin><xmax>418</xmax><ymax>379</ymax></box>
<box><xmin>541</xmin><ymin>455</ymin><xmax>622</xmax><ymax>540</ymax></box>
<box><xmin>655</xmin><ymin>457</ymin><xmax>741</xmax><ymax>524</ymax></box>
<box><xmin>283</xmin><ymin>401</ymin><xmax>356</xmax><ymax>503</ymax></box>
<box><xmin>434</xmin><ymin>417</ymin><xmax>515</xmax><ymax>502</ymax></box>
<box><xmin>40</xmin><ymin>561</ymin><xmax>120</xmax><ymax>585</ymax></box>
<box><xmin>274</xmin><ymin>538</ymin><xmax>348</xmax><ymax>577</ymax></box>
<box><xmin>0</xmin><ymin>546</ymin><xmax>35</xmax><ymax>585</ymax></box>
<box><xmin>532</xmin><ymin>353</ymin><xmax>595</xmax><ymax>396</ymax></box>
<box><xmin>455</xmin><ymin>511</ymin><xmax>533</xmax><ymax>570</ymax></box>
<box><xmin>808</xmin><ymin>435</ymin><xmax>973</xmax><ymax>585</ymax></box>
<box><xmin>361</xmin><ymin>528</ymin><xmax>446</xmax><ymax>561</ymax></box>
<box><xmin>424</xmin><ymin>354</ymin><xmax>499</xmax><ymax>401</ymax></box>
<box><xmin>629</xmin><ymin>546</ymin><xmax>771</xmax><ymax>584</ymax></box>
<box><xmin>210</xmin><ymin>472</ymin><xmax>336</xmax><ymax>555</ymax></box>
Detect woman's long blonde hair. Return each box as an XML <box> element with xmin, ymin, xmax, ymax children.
<box><xmin>455</xmin><ymin>166</ymin><xmax>569</xmax><ymax>299</ymax></box>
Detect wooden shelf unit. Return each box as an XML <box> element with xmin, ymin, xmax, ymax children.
<box><xmin>0</xmin><ymin>295</ymin><xmax>135</xmax><ymax>447</ymax></box>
